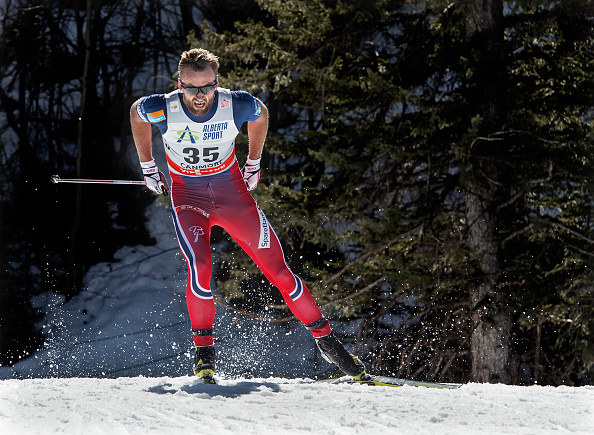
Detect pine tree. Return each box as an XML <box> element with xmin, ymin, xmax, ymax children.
<box><xmin>192</xmin><ymin>0</ymin><xmax>594</xmax><ymax>385</ymax></box>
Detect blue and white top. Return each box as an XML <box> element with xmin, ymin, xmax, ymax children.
<box><xmin>136</xmin><ymin>88</ymin><xmax>263</xmax><ymax>176</ymax></box>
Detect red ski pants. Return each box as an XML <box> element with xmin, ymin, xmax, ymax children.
<box><xmin>169</xmin><ymin>161</ymin><xmax>330</xmax><ymax>346</ymax></box>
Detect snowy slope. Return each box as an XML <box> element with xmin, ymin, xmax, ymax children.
<box><xmin>0</xmin><ymin>198</ymin><xmax>592</xmax><ymax>434</ymax></box>
<box><xmin>0</xmin><ymin>375</ymin><xmax>592</xmax><ymax>434</ymax></box>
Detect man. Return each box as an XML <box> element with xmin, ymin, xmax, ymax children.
<box><xmin>130</xmin><ymin>48</ymin><xmax>365</xmax><ymax>383</ymax></box>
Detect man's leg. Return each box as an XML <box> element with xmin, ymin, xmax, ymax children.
<box><xmin>172</xmin><ymin>205</ymin><xmax>215</xmax><ymax>337</ymax></box>
<box><xmin>221</xmin><ymin>204</ymin><xmax>329</xmax><ymax>333</ymax></box>
<box><xmin>171</xmin><ymin>204</ymin><xmax>216</xmax><ymax>381</ymax></box>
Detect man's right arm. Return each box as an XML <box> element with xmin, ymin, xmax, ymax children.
<box><xmin>130</xmin><ymin>98</ymin><xmax>169</xmax><ymax>195</ymax></box>
<box><xmin>130</xmin><ymin>99</ymin><xmax>154</xmax><ymax>162</ymax></box>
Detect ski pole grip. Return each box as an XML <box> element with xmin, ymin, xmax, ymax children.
<box><xmin>159</xmin><ymin>182</ymin><xmax>169</xmax><ymax>196</ymax></box>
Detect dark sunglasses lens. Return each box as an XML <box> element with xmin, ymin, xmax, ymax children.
<box><xmin>184</xmin><ymin>84</ymin><xmax>215</xmax><ymax>96</ymax></box>
<box><xmin>200</xmin><ymin>84</ymin><xmax>216</xmax><ymax>94</ymax></box>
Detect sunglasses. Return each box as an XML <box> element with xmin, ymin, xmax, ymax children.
<box><xmin>179</xmin><ymin>77</ymin><xmax>218</xmax><ymax>96</ymax></box>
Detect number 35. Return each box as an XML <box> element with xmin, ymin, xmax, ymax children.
<box><xmin>183</xmin><ymin>147</ymin><xmax>220</xmax><ymax>164</ymax></box>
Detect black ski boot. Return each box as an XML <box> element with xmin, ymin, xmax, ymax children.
<box><xmin>315</xmin><ymin>332</ymin><xmax>368</xmax><ymax>379</ymax></box>
<box><xmin>193</xmin><ymin>345</ymin><xmax>216</xmax><ymax>384</ymax></box>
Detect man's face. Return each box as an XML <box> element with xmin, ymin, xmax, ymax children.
<box><xmin>179</xmin><ymin>65</ymin><xmax>218</xmax><ymax>117</ymax></box>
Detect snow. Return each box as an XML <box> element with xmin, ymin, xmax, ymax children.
<box><xmin>1</xmin><ymin>199</ymin><xmax>593</xmax><ymax>434</ymax></box>
<box><xmin>1</xmin><ymin>376</ymin><xmax>592</xmax><ymax>435</ymax></box>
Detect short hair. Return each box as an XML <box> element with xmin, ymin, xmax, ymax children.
<box><xmin>179</xmin><ymin>48</ymin><xmax>220</xmax><ymax>76</ymax></box>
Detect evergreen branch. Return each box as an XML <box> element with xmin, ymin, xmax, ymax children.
<box><xmin>565</xmin><ymin>243</ymin><xmax>594</xmax><ymax>257</ymax></box>
<box><xmin>549</xmin><ymin>218</ymin><xmax>594</xmax><ymax>245</ymax></box>
<box><xmin>470</xmin><ymin>130</ymin><xmax>560</xmax><ymax>154</ymax></box>
<box><xmin>499</xmin><ymin>129</ymin><xmax>560</xmax><ymax>145</ymax></box>
<box><xmin>322</xmin><ymin>224</ymin><xmax>424</xmax><ymax>286</ymax></box>
<box><xmin>496</xmin><ymin>160</ymin><xmax>553</xmax><ymax>212</ymax></box>
<box><xmin>468</xmin><ymin>135</ymin><xmax>505</xmax><ymax>153</ymax></box>
<box><xmin>319</xmin><ymin>276</ymin><xmax>386</xmax><ymax>310</ymax></box>
<box><xmin>547</xmin><ymin>315</ymin><xmax>573</xmax><ymax>323</ymax></box>
<box><xmin>501</xmin><ymin>223</ymin><xmax>535</xmax><ymax>248</ymax></box>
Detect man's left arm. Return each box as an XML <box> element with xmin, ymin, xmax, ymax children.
<box><xmin>242</xmin><ymin>101</ymin><xmax>268</xmax><ymax>191</ymax></box>
<box><xmin>247</xmin><ymin>101</ymin><xmax>268</xmax><ymax>160</ymax></box>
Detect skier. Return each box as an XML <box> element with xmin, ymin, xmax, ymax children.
<box><xmin>130</xmin><ymin>48</ymin><xmax>366</xmax><ymax>383</ymax></box>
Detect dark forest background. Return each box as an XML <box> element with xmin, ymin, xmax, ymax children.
<box><xmin>0</xmin><ymin>0</ymin><xmax>593</xmax><ymax>386</ymax></box>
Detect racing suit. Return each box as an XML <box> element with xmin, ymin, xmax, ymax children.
<box><xmin>135</xmin><ymin>88</ymin><xmax>331</xmax><ymax>346</ymax></box>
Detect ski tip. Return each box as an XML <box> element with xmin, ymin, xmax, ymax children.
<box><xmin>340</xmin><ymin>375</ymin><xmax>462</xmax><ymax>389</ymax></box>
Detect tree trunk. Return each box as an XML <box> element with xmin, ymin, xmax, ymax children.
<box><xmin>466</xmin><ymin>181</ymin><xmax>513</xmax><ymax>383</ymax></box>
<box><xmin>464</xmin><ymin>0</ymin><xmax>515</xmax><ymax>384</ymax></box>
<box><xmin>70</xmin><ymin>0</ymin><xmax>95</xmax><ymax>272</ymax></box>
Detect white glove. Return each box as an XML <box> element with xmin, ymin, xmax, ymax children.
<box><xmin>141</xmin><ymin>160</ymin><xmax>169</xmax><ymax>196</ymax></box>
<box><xmin>241</xmin><ymin>157</ymin><xmax>261</xmax><ymax>191</ymax></box>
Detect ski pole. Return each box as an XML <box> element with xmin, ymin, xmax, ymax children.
<box><xmin>51</xmin><ymin>175</ymin><xmax>145</xmax><ymax>185</ymax></box>
<box><xmin>51</xmin><ymin>175</ymin><xmax>168</xmax><ymax>195</ymax></box>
